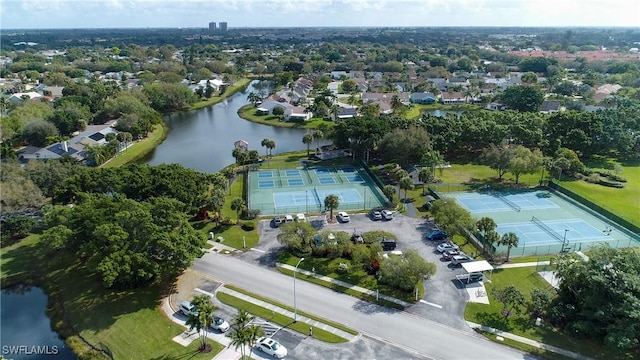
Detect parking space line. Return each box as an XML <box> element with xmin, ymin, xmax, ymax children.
<box><xmin>251</xmin><ymin>248</ymin><xmax>266</xmax><ymax>253</ymax></box>
<box><xmin>419</xmin><ymin>300</ymin><xmax>443</xmax><ymax>309</ymax></box>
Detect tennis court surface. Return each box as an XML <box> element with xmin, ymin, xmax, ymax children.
<box><xmin>446</xmin><ymin>189</ymin><xmax>640</xmax><ymax>256</ymax></box>
<box><xmin>248</xmin><ymin>165</ymin><xmax>387</xmax><ymax>215</ymax></box>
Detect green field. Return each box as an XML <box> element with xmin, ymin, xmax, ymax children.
<box><xmin>0</xmin><ymin>235</ymin><xmax>224</xmax><ymax>359</ymax></box>
<box><xmin>558</xmin><ymin>165</ymin><xmax>639</xmax><ymax>227</ymax></box>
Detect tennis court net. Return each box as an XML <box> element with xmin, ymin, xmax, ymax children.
<box><xmin>497</xmin><ymin>193</ymin><xmax>521</xmax><ymax>212</ymax></box>
<box><xmin>313</xmin><ymin>187</ymin><xmax>321</xmax><ymax>206</ymax></box>
<box><xmin>531</xmin><ymin>216</ymin><xmax>562</xmax><ymax>241</ymax></box>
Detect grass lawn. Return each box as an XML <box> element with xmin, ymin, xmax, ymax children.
<box><xmin>558</xmin><ymin>164</ymin><xmax>639</xmax><ymax>227</ymax></box>
<box><xmin>101</xmin><ymin>123</ymin><xmax>167</xmax><ymax>168</ymax></box>
<box><xmin>464</xmin><ymin>267</ymin><xmax>615</xmax><ymax>360</ymax></box>
<box><xmin>189</xmin><ymin>78</ymin><xmax>252</xmax><ymax>110</ymax></box>
<box><xmin>237</xmin><ymin>104</ymin><xmax>335</xmax><ymax>130</ymax></box>
<box><xmin>0</xmin><ymin>235</ymin><xmax>225</xmax><ymax>359</ymax></box>
<box><xmin>222</xmin><ymin>285</ymin><xmax>357</xmax><ymax>337</ymax></box>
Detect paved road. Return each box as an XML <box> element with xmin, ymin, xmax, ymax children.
<box><xmin>192</xmin><ymin>252</ymin><xmax>532</xmax><ymax>360</ymax></box>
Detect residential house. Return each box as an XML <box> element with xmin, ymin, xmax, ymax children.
<box><xmin>331</xmin><ymin>71</ymin><xmax>348</xmax><ymax>79</ymax></box>
<box><xmin>486</xmin><ymin>102</ymin><xmax>507</xmax><ymax>111</ymax></box>
<box><xmin>284</xmin><ymin>106</ymin><xmax>312</xmax><ymax>122</ymax></box>
<box><xmin>334</xmin><ymin>107</ymin><xmax>358</xmax><ymax>121</ymax></box>
<box><xmin>410</xmin><ymin>92</ymin><xmax>437</xmax><ymax>104</ymax></box>
<box><xmin>19</xmin><ymin>121</ymin><xmax>120</xmax><ymax>163</ymax></box>
<box><xmin>256</xmin><ymin>98</ymin><xmax>294</xmax><ymax>115</ymax></box>
<box><xmin>36</xmin><ymin>85</ymin><xmax>65</xmax><ymax>98</ymax></box>
<box><xmin>540</xmin><ymin>100</ymin><xmax>562</xmax><ymax>113</ymax></box>
<box><xmin>441</xmin><ymin>92</ymin><xmax>466</xmax><ymax>105</ymax></box>
<box><xmin>8</xmin><ymin>92</ymin><xmax>43</xmax><ymax>103</ymax></box>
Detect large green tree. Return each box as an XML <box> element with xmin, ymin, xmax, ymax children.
<box><xmin>429</xmin><ymin>197</ymin><xmax>475</xmax><ymax>237</ymax></box>
<box><xmin>277</xmin><ymin>221</ymin><xmax>316</xmax><ymax>255</ymax></box>
<box><xmin>378</xmin><ymin>127</ymin><xmax>432</xmax><ymax>168</ymax></box>
<box><xmin>551</xmin><ymin>246</ymin><xmax>640</xmax><ymax>351</ymax></box>
<box><xmin>481</xmin><ymin>144</ymin><xmax>515</xmax><ymax>180</ymax></box>
<box><xmin>500</xmin><ymin>85</ymin><xmax>544</xmax><ymax>112</ymax></box>
<box><xmin>378</xmin><ymin>249</ymin><xmax>436</xmax><ymax>292</ymax></box>
<box><xmin>508</xmin><ymin>146</ymin><xmax>544</xmax><ymax>184</ymax></box>
<box><xmin>324</xmin><ymin>194</ymin><xmax>340</xmax><ymax>221</ymax></box>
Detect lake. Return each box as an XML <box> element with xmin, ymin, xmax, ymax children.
<box><xmin>1</xmin><ymin>286</ymin><xmax>76</xmax><ymax>360</ymax></box>
<box><xmin>142</xmin><ymin>80</ymin><xmax>330</xmax><ymax>173</ymax></box>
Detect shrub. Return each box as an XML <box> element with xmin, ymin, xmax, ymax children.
<box><xmin>241</xmin><ymin>222</ymin><xmax>255</xmax><ymax>231</ymax></box>
<box><xmin>597</xmin><ymin>179</ymin><xmax>625</xmax><ymax>188</ymax></box>
<box><xmin>587</xmin><ymin>173</ymin><xmax>600</xmax><ymax>183</ymax></box>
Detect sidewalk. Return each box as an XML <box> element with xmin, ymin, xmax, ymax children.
<box><xmin>494</xmin><ymin>261</ymin><xmax>550</xmax><ymax>269</ymax></box>
<box><xmin>466</xmin><ymin>321</ymin><xmax>595</xmax><ymax>360</ymax></box>
<box><xmin>216</xmin><ymin>286</ymin><xmax>359</xmax><ymax>342</ymax></box>
<box><xmin>277</xmin><ymin>263</ymin><xmax>412</xmax><ymax>307</ymax></box>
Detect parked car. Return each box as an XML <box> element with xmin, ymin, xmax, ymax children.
<box><xmin>256</xmin><ymin>337</ymin><xmax>288</xmax><ymax>358</ymax></box>
<box><xmin>284</xmin><ymin>214</ymin><xmax>294</xmax><ymax>223</ymax></box>
<box><xmin>351</xmin><ymin>230</ymin><xmax>364</xmax><ymax>244</ymax></box>
<box><xmin>295</xmin><ymin>213</ymin><xmax>306</xmax><ymax>222</ymax></box>
<box><xmin>178</xmin><ymin>301</ymin><xmax>197</xmax><ymax>316</ymax></box>
<box><xmin>436</xmin><ymin>242</ymin><xmax>460</xmax><ymax>253</ymax></box>
<box><xmin>380</xmin><ymin>238</ymin><xmax>397</xmax><ymax>251</ymax></box>
<box><xmin>381</xmin><ymin>210</ymin><xmax>394</xmax><ymax>220</ymax></box>
<box><xmin>272</xmin><ymin>216</ymin><xmax>283</xmax><ymax>227</ymax></box>
<box><xmin>452</xmin><ymin>254</ymin><xmax>474</xmax><ymax>266</ymax></box>
<box><xmin>209</xmin><ymin>315</ymin><xmax>230</xmax><ymax>332</ymax></box>
<box><xmin>337</xmin><ymin>211</ymin><xmax>350</xmax><ymax>223</ymax></box>
<box><xmin>442</xmin><ymin>249</ymin><xmax>461</xmax><ymax>261</ymax></box>
<box><xmin>466</xmin><ymin>272</ymin><xmax>484</xmax><ymax>283</ymax></box>
<box><xmin>370</xmin><ymin>210</ymin><xmax>382</xmax><ymax>221</ymax></box>
<box><xmin>426</xmin><ymin>229</ymin><xmax>448</xmax><ymax>241</ymax></box>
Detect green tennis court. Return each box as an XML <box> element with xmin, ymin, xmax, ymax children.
<box><xmin>248</xmin><ymin>165</ymin><xmax>387</xmax><ymax>215</ymax></box>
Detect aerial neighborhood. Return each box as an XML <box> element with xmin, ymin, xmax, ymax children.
<box><xmin>1</xmin><ymin>24</ymin><xmax>639</xmax><ymax>360</ymax></box>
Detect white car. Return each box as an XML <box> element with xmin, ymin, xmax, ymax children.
<box><xmin>295</xmin><ymin>213</ymin><xmax>306</xmax><ymax>222</ymax></box>
<box><xmin>209</xmin><ymin>315</ymin><xmax>230</xmax><ymax>332</ymax></box>
<box><xmin>337</xmin><ymin>212</ymin><xmax>350</xmax><ymax>222</ymax></box>
<box><xmin>178</xmin><ymin>301</ymin><xmax>197</xmax><ymax>316</ymax></box>
<box><xmin>436</xmin><ymin>242</ymin><xmax>460</xmax><ymax>253</ymax></box>
<box><xmin>381</xmin><ymin>209</ymin><xmax>394</xmax><ymax>220</ymax></box>
<box><xmin>256</xmin><ymin>337</ymin><xmax>288</xmax><ymax>358</ymax></box>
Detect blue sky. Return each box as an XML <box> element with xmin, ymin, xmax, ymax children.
<box><xmin>1</xmin><ymin>0</ymin><xmax>639</xmax><ymax>29</ymax></box>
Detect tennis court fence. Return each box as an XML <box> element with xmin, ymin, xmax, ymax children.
<box><xmin>531</xmin><ymin>216</ymin><xmax>563</xmax><ymax>242</ymax></box>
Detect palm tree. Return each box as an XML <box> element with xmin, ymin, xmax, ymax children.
<box><xmin>302</xmin><ymin>133</ymin><xmax>313</xmax><ymax>156</ymax></box>
<box><xmin>245</xmin><ymin>324</ymin><xmax>265</xmax><ymax>350</ymax></box>
<box><xmin>476</xmin><ymin>217</ymin><xmax>497</xmax><ymax>237</ymax></box>
<box><xmin>324</xmin><ymin>194</ymin><xmax>339</xmax><ymax>221</ymax></box>
<box><xmin>390</xmin><ymin>94</ymin><xmax>402</xmax><ymax>113</ymax></box>
<box><xmin>261</xmin><ymin>138</ymin><xmax>271</xmax><ymax>158</ymax></box>
<box><xmin>418</xmin><ymin>167</ymin><xmax>433</xmax><ymax>195</ymax></box>
<box><xmin>229</xmin><ymin>310</ymin><xmax>255</xmax><ymax>358</ymax></box>
<box><xmin>393</xmin><ymin>168</ymin><xmax>408</xmax><ymax>194</ymax></box>
<box><xmin>313</xmin><ymin>130</ymin><xmax>324</xmax><ymax>151</ymax></box>
<box><xmin>399</xmin><ymin>176</ymin><xmax>414</xmax><ymax>204</ymax></box>
<box><xmin>496</xmin><ymin>232</ymin><xmax>519</xmax><ymax>262</ymax></box>
<box><xmin>382</xmin><ymin>185</ymin><xmax>395</xmax><ymax>205</ymax></box>
<box><xmin>247</xmin><ymin>92</ymin><xmax>262</xmax><ymax>107</ymax></box>
<box><xmin>266</xmin><ymin>139</ymin><xmax>276</xmax><ymax>157</ymax></box>
<box><xmin>190</xmin><ymin>295</ymin><xmax>215</xmax><ymax>351</ymax></box>
<box><xmin>230</xmin><ymin>197</ymin><xmax>245</xmax><ymax>221</ymax></box>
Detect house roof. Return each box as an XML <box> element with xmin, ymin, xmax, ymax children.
<box><xmin>540</xmin><ymin>100</ymin><xmax>561</xmax><ymax>112</ymax></box>
<box><xmin>442</xmin><ymin>92</ymin><xmax>464</xmax><ymax>99</ymax></box>
<box><xmin>410</xmin><ymin>92</ymin><xmax>436</xmax><ymax>100</ymax></box>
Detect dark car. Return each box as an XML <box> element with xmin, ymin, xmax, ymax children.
<box><xmin>426</xmin><ymin>229</ymin><xmax>448</xmax><ymax>241</ymax></box>
<box><xmin>351</xmin><ymin>230</ymin><xmax>364</xmax><ymax>244</ymax></box>
<box><xmin>380</xmin><ymin>238</ymin><xmax>397</xmax><ymax>251</ymax></box>
<box><xmin>442</xmin><ymin>249</ymin><xmax>461</xmax><ymax>261</ymax></box>
<box><xmin>272</xmin><ymin>216</ymin><xmax>283</xmax><ymax>227</ymax></box>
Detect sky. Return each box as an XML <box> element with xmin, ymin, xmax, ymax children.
<box><xmin>1</xmin><ymin>0</ymin><xmax>639</xmax><ymax>30</ymax></box>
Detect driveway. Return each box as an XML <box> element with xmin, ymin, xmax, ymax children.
<box><xmin>238</xmin><ymin>213</ymin><xmax>473</xmax><ymax>331</ymax></box>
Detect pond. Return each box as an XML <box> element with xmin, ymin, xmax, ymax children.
<box><xmin>141</xmin><ymin>80</ymin><xmax>331</xmax><ymax>173</ymax></box>
<box><xmin>1</xmin><ymin>285</ymin><xmax>76</xmax><ymax>360</ymax></box>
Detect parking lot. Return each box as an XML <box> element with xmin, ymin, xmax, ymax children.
<box><xmin>245</xmin><ymin>212</ymin><xmax>474</xmax><ymax>331</ymax></box>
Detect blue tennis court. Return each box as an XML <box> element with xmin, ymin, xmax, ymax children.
<box><xmin>319</xmin><ymin>177</ymin><xmax>337</xmax><ymax>185</ymax></box>
<box><xmin>259</xmin><ymin>180</ymin><xmax>275</xmax><ymax>188</ymax></box>
<box><xmin>315</xmin><ymin>168</ymin><xmax>332</xmax><ymax>174</ymax></box>
<box><xmin>273</xmin><ymin>191</ymin><xmax>315</xmax><ymax>208</ymax></box>
<box><xmin>345</xmin><ymin>175</ymin><xmax>364</xmax><ymax>183</ymax></box>
<box><xmin>316</xmin><ymin>188</ymin><xmax>364</xmax><ymax>204</ymax></box>
<box><xmin>285</xmin><ymin>170</ymin><xmax>301</xmax><ymax>177</ymax></box>
<box><xmin>341</xmin><ymin>167</ymin><xmax>357</xmax><ymax>173</ymax></box>
<box><xmin>258</xmin><ymin>171</ymin><xmax>273</xmax><ymax>178</ymax></box>
<box><xmin>496</xmin><ymin>218</ymin><xmax>607</xmax><ymax>246</ymax></box>
<box><xmin>287</xmin><ymin>178</ymin><xmax>304</xmax><ymax>186</ymax></box>
<box><xmin>454</xmin><ymin>192</ymin><xmax>558</xmax><ymax>213</ymax></box>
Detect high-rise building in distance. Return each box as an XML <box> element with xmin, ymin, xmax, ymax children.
<box><xmin>219</xmin><ymin>22</ymin><xmax>228</xmax><ymax>31</ymax></box>
<box><xmin>208</xmin><ymin>22</ymin><xmax>216</xmax><ymax>31</ymax></box>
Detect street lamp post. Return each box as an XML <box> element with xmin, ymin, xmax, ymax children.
<box><xmin>293</xmin><ymin>257</ymin><xmax>305</xmax><ymax>322</ymax></box>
